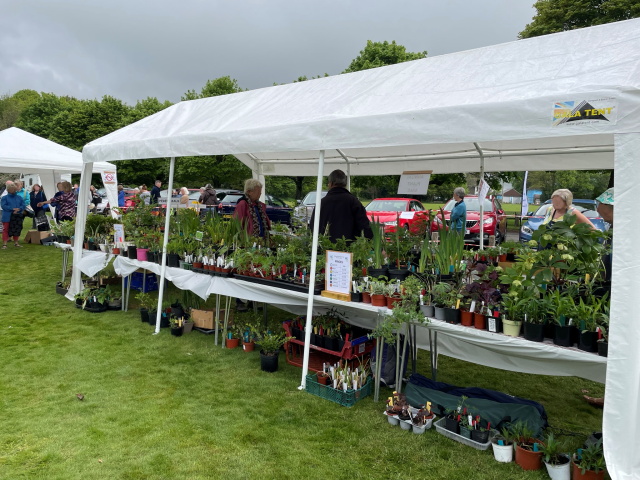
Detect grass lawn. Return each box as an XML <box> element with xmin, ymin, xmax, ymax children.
<box><xmin>0</xmin><ymin>233</ymin><xmax>605</xmax><ymax>479</ymax></box>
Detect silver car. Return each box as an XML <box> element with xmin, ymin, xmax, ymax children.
<box><xmin>292</xmin><ymin>191</ymin><xmax>328</xmax><ymax>228</ymax></box>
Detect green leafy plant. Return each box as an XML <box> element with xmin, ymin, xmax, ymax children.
<box><xmin>254</xmin><ymin>330</ymin><xmax>293</xmax><ymax>356</ymax></box>
<box><xmin>539</xmin><ymin>433</ymin><xmax>566</xmax><ymax>466</ymax></box>
<box><xmin>576</xmin><ymin>438</ymin><xmax>606</xmax><ymax>475</ymax></box>
<box><xmin>370</xmin><ymin>218</ymin><xmax>386</xmax><ymax>269</ymax></box>
<box><xmin>135</xmin><ymin>292</ymin><xmax>153</xmax><ymax>310</ymax></box>
<box><xmin>431</xmin><ymin>282</ymin><xmax>452</xmax><ymax>308</ymax></box>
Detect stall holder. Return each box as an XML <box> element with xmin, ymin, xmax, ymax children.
<box><xmin>81</xmin><ymin>256</ymin><xmax>606</xmax><ymax>384</ymax></box>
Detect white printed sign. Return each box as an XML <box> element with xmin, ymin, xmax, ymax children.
<box><xmin>397</xmin><ymin>171</ymin><xmax>432</xmax><ymax>195</ymax></box>
<box><xmin>400</xmin><ymin>211</ymin><xmax>415</xmax><ymax>220</ymax></box>
<box><xmin>478</xmin><ymin>178</ymin><xmax>490</xmax><ymax>204</ymax></box>
<box><xmin>325</xmin><ymin>250</ymin><xmax>353</xmax><ymax>295</ymax></box>
<box><xmin>114</xmin><ymin>224</ymin><xmax>125</xmax><ymax>244</ymax></box>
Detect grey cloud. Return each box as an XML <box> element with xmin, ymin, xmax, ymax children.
<box><xmin>1</xmin><ymin>0</ymin><xmax>535</xmax><ymax>104</ymax></box>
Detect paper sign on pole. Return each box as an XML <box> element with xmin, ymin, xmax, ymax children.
<box><xmin>478</xmin><ymin>178</ymin><xmax>490</xmax><ymax>204</ymax></box>
<box><xmin>397</xmin><ymin>170</ymin><xmax>432</xmax><ymax>195</ymax></box>
<box><xmin>101</xmin><ymin>171</ymin><xmax>117</xmax><ymax>185</ymax></box>
<box><xmin>114</xmin><ymin>224</ymin><xmax>125</xmax><ymax>244</ymax></box>
<box><xmin>325</xmin><ymin>250</ymin><xmax>353</xmax><ymax>295</ymax></box>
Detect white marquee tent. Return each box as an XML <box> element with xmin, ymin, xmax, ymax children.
<box><xmin>74</xmin><ymin>18</ymin><xmax>640</xmax><ymax>479</ymax></box>
<box><xmin>0</xmin><ymin>127</ymin><xmax>118</xmax><ymax>215</ymax></box>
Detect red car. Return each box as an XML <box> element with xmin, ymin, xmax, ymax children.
<box><xmin>430</xmin><ymin>195</ymin><xmax>507</xmax><ymax>245</ymax></box>
<box><xmin>365</xmin><ymin>198</ymin><xmax>430</xmax><ymax>234</ymax></box>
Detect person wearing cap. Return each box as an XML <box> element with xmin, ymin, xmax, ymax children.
<box><xmin>596</xmin><ymin>188</ymin><xmax>614</xmax><ymax>225</ymax></box>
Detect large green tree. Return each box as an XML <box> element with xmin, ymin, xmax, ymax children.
<box><xmin>181</xmin><ymin>76</ymin><xmax>245</xmax><ymax>101</ymax></box>
<box><xmin>0</xmin><ymin>89</ymin><xmax>40</xmax><ymax>131</ymax></box>
<box><xmin>519</xmin><ymin>0</ymin><xmax>640</xmax><ymax>38</ymax></box>
<box><xmin>343</xmin><ymin>40</ymin><xmax>427</xmax><ymax>73</ymax></box>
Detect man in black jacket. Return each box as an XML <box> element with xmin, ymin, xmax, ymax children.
<box><xmin>309</xmin><ymin>169</ymin><xmax>373</xmax><ymax>243</ymax></box>
<box><xmin>150</xmin><ymin>180</ymin><xmax>162</xmax><ymax>204</ymax></box>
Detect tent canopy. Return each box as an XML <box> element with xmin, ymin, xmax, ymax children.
<box><xmin>82</xmin><ymin>18</ymin><xmax>639</xmax><ymax>175</ymax></box>
<box><xmin>75</xmin><ymin>19</ymin><xmax>640</xmax><ymax>480</ymax></box>
<box><xmin>0</xmin><ymin>127</ymin><xmax>115</xmax><ymax>175</ymax></box>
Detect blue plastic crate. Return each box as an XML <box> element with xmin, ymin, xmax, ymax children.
<box><xmin>124</xmin><ymin>272</ymin><xmax>158</xmax><ymax>292</ymax></box>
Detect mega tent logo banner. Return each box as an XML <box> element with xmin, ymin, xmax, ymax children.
<box><xmin>552</xmin><ymin>98</ymin><xmax>617</xmax><ymax>127</ymax></box>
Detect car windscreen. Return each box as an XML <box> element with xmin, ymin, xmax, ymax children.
<box><xmin>303</xmin><ymin>192</ymin><xmax>327</xmax><ymax>205</ymax></box>
<box><xmin>222</xmin><ymin>194</ymin><xmax>243</xmax><ymax>204</ymax></box>
<box><xmin>443</xmin><ymin>198</ymin><xmax>493</xmax><ymax>212</ymax></box>
<box><xmin>534</xmin><ymin>203</ymin><xmax>590</xmax><ymax>216</ymax></box>
<box><xmin>189</xmin><ymin>192</ymin><xmax>201</xmax><ymax>200</ymax></box>
<box><xmin>365</xmin><ymin>200</ymin><xmax>408</xmax><ymax>212</ymax></box>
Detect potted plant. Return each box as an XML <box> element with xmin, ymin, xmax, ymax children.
<box><xmin>491</xmin><ymin>427</ymin><xmax>515</xmax><ymax>463</ymax></box>
<box><xmin>523</xmin><ymin>296</ymin><xmax>547</xmax><ymax>342</ymax></box>
<box><xmin>443</xmin><ymin>286</ymin><xmax>463</xmax><ymax>325</ymax></box>
<box><xmin>136</xmin><ymin>292</ymin><xmax>153</xmax><ymax>323</ymax></box>
<box><xmin>540</xmin><ymin>433</ymin><xmax>570</xmax><ymax>480</ymax></box>
<box><xmin>411</xmin><ymin>405</ymin><xmax>435</xmax><ymax>434</ymax></box>
<box><xmin>597</xmin><ymin>306</ymin><xmax>609</xmax><ymax>357</ymax></box>
<box><xmin>369</xmin><ymin>280</ymin><xmax>388</xmax><ymax>307</ymax></box>
<box><xmin>548</xmin><ymin>289</ymin><xmax>575</xmax><ymax>346</ymax></box>
<box><xmin>459</xmin><ymin>414</ymin><xmax>474</xmax><ymax>439</ymax></box>
<box><xmin>316</xmin><ymin>369</ymin><xmax>331</xmax><ymax>385</ymax></box>
<box><xmin>367</xmin><ymin>219</ymin><xmax>388</xmax><ymax>279</ymax></box>
<box><xmin>572</xmin><ymin>438</ymin><xmax>606</xmax><ymax>479</ymax></box>
<box><xmin>254</xmin><ymin>330</ymin><xmax>292</xmax><ymax>373</ymax></box>
<box><xmin>170</xmin><ymin>316</ymin><xmax>184</xmax><ymax>337</ymax></box>
<box><xmin>470</xmin><ymin>416</ymin><xmax>491</xmax><ymax>444</ymax></box>
<box><xmin>502</xmin><ymin>296</ymin><xmax>525</xmax><ymax>338</ymax></box>
<box><xmin>512</xmin><ymin>421</ymin><xmax>544</xmax><ymax>471</ymax></box>
<box><xmin>431</xmin><ymin>282</ymin><xmax>452</xmax><ymax>321</ymax></box>
<box><xmin>387</xmin><ymin>215</ymin><xmax>412</xmax><ymax>281</ymax></box>
<box><xmin>385</xmin><ymin>283</ymin><xmax>402</xmax><ymax>310</ymax></box>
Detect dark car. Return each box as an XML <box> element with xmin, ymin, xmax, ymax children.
<box><xmin>519</xmin><ymin>199</ymin><xmax>609</xmax><ymax>243</ymax></box>
<box><xmin>217</xmin><ymin>191</ymin><xmax>292</xmax><ymax>226</ymax></box>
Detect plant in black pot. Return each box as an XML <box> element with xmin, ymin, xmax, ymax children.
<box><xmin>254</xmin><ymin>330</ymin><xmax>293</xmax><ymax>373</ymax></box>
<box><xmin>547</xmin><ymin>289</ymin><xmax>575</xmax><ymax>346</ymax></box>
<box><xmin>170</xmin><ymin>316</ymin><xmax>184</xmax><ymax>337</ymax></box>
<box><xmin>596</xmin><ymin>304</ymin><xmax>609</xmax><ymax>357</ymax></box>
<box><xmin>572</xmin><ymin>297</ymin><xmax>602</xmax><ymax>353</ymax></box>
<box><xmin>443</xmin><ymin>286</ymin><xmax>463</xmax><ymax>325</ymax></box>
<box><xmin>136</xmin><ymin>292</ymin><xmax>153</xmax><ymax>323</ymax></box>
<box><xmin>431</xmin><ymin>282</ymin><xmax>452</xmax><ymax>321</ymax></box>
<box><xmin>367</xmin><ymin>219</ymin><xmax>388</xmax><ymax>279</ymax></box>
<box><xmin>523</xmin><ymin>295</ymin><xmax>547</xmax><ymax>342</ymax></box>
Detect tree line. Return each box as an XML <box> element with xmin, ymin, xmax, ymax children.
<box><xmin>2</xmin><ymin>0</ymin><xmax>631</xmax><ymax>199</ymax></box>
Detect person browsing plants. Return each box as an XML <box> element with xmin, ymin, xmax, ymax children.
<box><xmin>309</xmin><ymin>169</ymin><xmax>372</xmax><ymax>243</ymax></box>
<box><xmin>450</xmin><ymin>187</ymin><xmax>467</xmax><ymax>233</ymax></box>
<box><xmin>38</xmin><ymin>181</ymin><xmax>76</xmax><ymax>221</ymax></box>
<box><xmin>542</xmin><ymin>189</ymin><xmax>595</xmax><ymax>228</ymax></box>
<box><xmin>1</xmin><ymin>183</ymin><xmax>25</xmax><ymax>249</ymax></box>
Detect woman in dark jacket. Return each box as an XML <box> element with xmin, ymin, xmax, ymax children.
<box><xmin>29</xmin><ymin>184</ymin><xmax>47</xmax><ymax>229</ymax></box>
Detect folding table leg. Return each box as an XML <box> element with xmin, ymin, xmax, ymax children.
<box><xmin>125</xmin><ymin>275</ymin><xmax>131</xmax><ymax>312</ymax></box>
<box><xmin>263</xmin><ymin>302</ymin><xmax>268</xmax><ymax>328</ymax></box>
<box><xmin>432</xmin><ymin>332</ymin><xmax>438</xmax><ymax>382</ymax></box>
<box><xmin>142</xmin><ymin>269</ymin><xmax>146</xmax><ymax>293</ymax></box>
<box><xmin>215</xmin><ymin>294</ymin><xmax>220</xmax><ymax>346</ymax></box>
<box><xmin>121</xmin><ymin>273</ymin><xmax>125</xmax><ymax>311</ymax></box>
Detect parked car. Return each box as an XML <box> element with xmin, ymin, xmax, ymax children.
<box><xmin>365</xmin><ymin>198</ymin><xmax>430</xmax><ymax>234</ymax></box>
<box><xmin>430</xmin><ymin>195</ymin><xmax>507</xmax><ymax>245</ymax></box>
<box><xmin>217</xmin><ymin>191</ymin><xmax>293</xmax><ymax>225</ymax></box>
<box><xmin>293</xmin><ymin>191</ymin><xmax>328</xmax><ymax>228</ymax></box>
<box><xmin>519</xmin><ymin>199</ymin><xmax>608</xmax><ymax>243</ymax></box>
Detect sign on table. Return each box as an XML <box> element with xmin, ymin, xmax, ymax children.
<box><xmin>325</xmin><ymin>250</ymin><xmax>353</xmax><ymax>295</ymax></box>
<box><xmin>114</xmin><ymin>224</ymin><xmax>125</xmax><ymax>243</ymax></box>
<box><xmin>397</xmin><ymin>170</ymin><xmax>432</xmax><ymax>195</ymax></box>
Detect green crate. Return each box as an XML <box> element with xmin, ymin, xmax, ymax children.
<box><xmin>304</xmin><ymin>374</ymin><xmax>372</xmax><ymax>407</ymax></box>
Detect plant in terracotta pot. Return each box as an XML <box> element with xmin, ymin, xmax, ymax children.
<box><xmin>540</xmin><ymin>433</ymin><xmax>570</xmax><ymax>480</ymax></box>
<box><xmin>384</xmin><ymin>283</ymin><xmax>402</xmax><ymax>309</ymax></box>
<box><xmin>369</xmin><ymin>279</ymin><xmax>388</xmax><ymax>307</ymax></box>
<box><xmin>572</xmin><ymin>438</ymin><xmax>606</xmax><ymax>479</ymax></box>
<box><xmin>512</xmin><ymin>421</ymin><xmax>544</xmax><ymax>471</ymax></box>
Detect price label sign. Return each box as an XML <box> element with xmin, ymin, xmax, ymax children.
<box><xmin>114</xmin><ymin>224</ymin><xmax>125</xmax><ymax>244</ymax></box>
<box><xmin>397</xmin><ymin>170</ymin><xmax>432</xmax><ymax>195</ymax></box>
<box><xmin>325</xmin><ymin>250</ymin><xmax>353</xmax><ymax>295</ymax></box>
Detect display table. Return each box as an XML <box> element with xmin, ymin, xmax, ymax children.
<box><xmin>107</xmin><ymin>256</ymin><xmax>607</xmax><ymax>383</ymax></box>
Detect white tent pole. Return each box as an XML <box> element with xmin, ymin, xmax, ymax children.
<box><xmin>474</xmin><ymin>143</ymin><xmax>485</xmax><ymax>250</ymax></box>
<box><xmin>336</xmin><ymin>149</ymin><xmax>351</xmax><ymax>190</ymax></box>
<box><xmin>66</xmin><ymin>161</ymin><xmax>93</xmax><ymax>300</ymax></box>
<box><xmin>154</xmin><ymin>156</ymin><xmax>175</xmax><ymax>334</ymax></box>
<box><xmin>299</xmin><ymin>149</ymin><xmax>325</xmax><ymax>390</ymax></box>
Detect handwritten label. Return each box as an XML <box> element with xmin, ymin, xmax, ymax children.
<box><xmin>114</xmin><ymin>224</ymin><xmax>125</xmax><ymax>244</ymax></box>
<box><xmin>397</xmin><ymin>171</ymin><xmax>432</xmax><ymax>195</ymax></box>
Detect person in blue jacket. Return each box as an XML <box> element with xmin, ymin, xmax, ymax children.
<box><xmin>449</xmin><ymin>187</ymin><xmax>467</xmax><ymax>233</ymax></box>
<box><xmin>118</xmin><ymin>185</ymin><xmax>125</xmax><ymax>208</ymax></box>
<box><xmin>1</xmin><ymin>183</ymin><xmax>25</xmax><ymax>248</ymax></box>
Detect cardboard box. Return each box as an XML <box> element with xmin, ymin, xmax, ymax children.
<box><xmin>24</xmin><ymin>230</ymin><xmax>51</xmax><ymax>244</ymax></box>
<box><xmin>192</xmin><ymin>308</ymin><xmax>232</xmax><ymax>330</ymax></box>
<box><xmin>498</xmin><ymin>261</ymin><xmax>516</xmax><ymax>270</ymax></box>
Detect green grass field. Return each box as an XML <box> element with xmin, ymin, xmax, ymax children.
<box><xmin>0</xmin><ymin>233</ymin><xmax>604</xmax><ymax>479</ymax></box>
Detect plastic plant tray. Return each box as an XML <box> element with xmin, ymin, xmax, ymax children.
<box><xmin>434</xmin><ymin>417</ymin><xmax>495</xmax><ymax>450</ymax></box>
<box><xmin>304</xmin><ymin>374</ymin><xmax>371</xmax><ymax>407</ymax></box>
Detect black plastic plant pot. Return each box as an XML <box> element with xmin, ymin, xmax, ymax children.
<box><xmin>553</xmin><ymin>324</ymin><xmax>573</xmax><ymax>347</ymax></box>
<box><xmin>543</xmin><ymin>321</ymin><xmax>555</xmax><ymax>339</ymax></box>
<box><xmin>122</xmin><ymin>249</ymin><xmax>129</xmax><ymax>258</ymax></box>
<box><xmin>445</xmin><ymin>416</ymin><xmax>460</xmax><ymax>434</ymax></box>
<box><xmin>443</xmin><ymin>308</ymin><xmax>461</xmax><ymax>325</ymax></box>
<box><xmin>260</xmin><ymin>352</ymin><xmax>279</xmax><ymax>372</ymax></box>
<box><xmin>167</xmin><ymin>253</ymin><xmax>180</xmax><ymax>268</ymax></box>
<box><xmin>388</xmin><ymin>269</ymin><xmax>411</xmax><ymax>281</ymax></box>
<box><xmin>147</xmin><ymin>310</ymin><xmax>157</xmax><ymax>325</ymax></box>
<box><xmin>506</xmin><ymin>253</ymin><xmax>516</xmax><ymax>262</ymax></box>
<box><xmin>170</xmin><ymin>326</ymin><xmax>184</xmax><ymax>337</ymax></box>
<box><xmin>56</xmin><ymin>284</ymin><xmax>68</xmax><ymax>296</ymax></box>
<box><xmin>460</xmin><ymin>428</ymin><xmax>472</xmax><ymax>439</ymax></box>
<box><xmin>87</xmin><ymin>241</ymin><xmax>98</xmax><ymax>251</ymax></box>
<box><xmin>485</xmin><ymin>316</ymin><xmax>502</xmax><ymax>333</ymax></box>
<box><xmin>523</xmin><ymin>322</ymin><xmax>545</xmax><ymax>342</ymax></box>
<box><xmin>367</xmin><ymin>266</ymin><xmax>389</xmax><ymax>279</ymax></box>
<box><xmin>598</xmin><ymin>341</ymin><xmax>608</xmax><ymax>357</ymax></box>
<box><xmin>146</xmin><ymin>252</ymin><xmax>155</xmax><ymax>263</ymax></box>
<box><xmin>471</xmin><ymin>430</ymin><xmax>490</xmax><ymax>444</ymax></box>
<box><xmin>291</xmin><ymin>327</ymin><xmax>301</xmax><ymax>341</ymax></box>
<box><xmin>571</xmin><ymin>325</ymin><xmax>580</xmax><ymax>346</ymax></box>
<box><xmin>140</xmin><ymin>308</ymin><xmax>149</xmax><ymax>323</ymax></box>
<box><xmin>160</xmin><ymin>313</ymin><xmax>170</xmax><ymax>328</ymax></box>
<box><xmin>127</xmin><ymin>245</ymin><xmax>137</xmax><ymax>260</ymax></box>
<box><xmin>171</xmin><ymin>304</ymin><xmax>184</xmax><ymax>318</ymax></box>
<box><xmin>579</xmin><ymin>331</ymin><xmax>598</xmax><ymax>352</ymax></box>
<box><xmin>338</xmin><ymin>339</ymin><xmax>345</xmax><ymax>352</ymax></box>
<box><xmin>350</xmin><ymin>292</ymin><xmax>363</xmax><ymax>302</ymax></box>
<box><xmin>324</xmin><ymin>336</ymin><xmax>339</xmax><ymax>352</ymax></box>
<box><xmin>439</xmin><ymin>274</ymin><xmax>453</xmax><ymax>283</ymax></box>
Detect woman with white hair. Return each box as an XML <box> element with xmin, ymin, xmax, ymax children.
<box><xmin>542</xmin><ymin>189</ymin><xmax>595</xmax><ymax>228</ymax></box>
<box><xmin>1</xmin><ymin>183</ymin><xmax>25</xmax><ymax>248</ymax></box>
<box><xmin>234</xmin><ymin>179</ymin><xmax>271</xmax><ymax>238</ymax></box>
<box><xmin>179</xmin><ymin>187</ymin><xmax>189</xmax><ymax>206</ymax></box>
<box><xmin>449</xmin><ymin>187</ymin><xmax>467</xmax><ymax>233</ymax></box>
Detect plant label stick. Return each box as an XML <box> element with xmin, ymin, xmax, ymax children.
<box><xmin>470</xmin><ymin>301</ymin><xmax>476</xmax><ymax>313</ymax></box>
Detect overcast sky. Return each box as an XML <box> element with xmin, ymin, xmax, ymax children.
<box><xmin>1</xmin><ymin>0</ymin><xmax>536</xmax><ymax>105</ymax></box>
